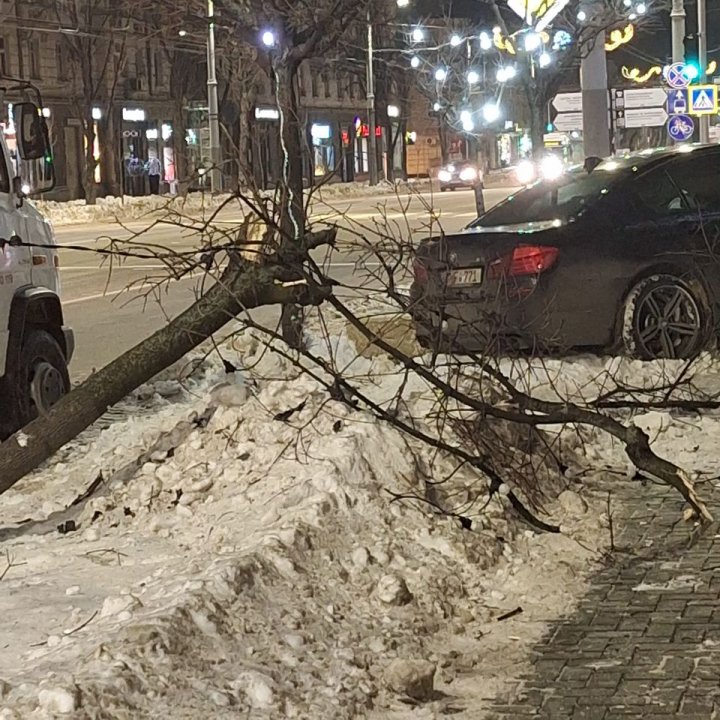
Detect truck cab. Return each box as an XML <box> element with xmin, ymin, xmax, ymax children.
<box><xmin>0</xmin><ymin>91</ymin><xmax>73</xmax><ymax>439</ymax></box>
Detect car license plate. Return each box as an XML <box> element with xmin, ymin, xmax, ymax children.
<box><xmin>445</xmin><ymin>267</ymin><xmax>483</xmax><ymax>286</ymax></box>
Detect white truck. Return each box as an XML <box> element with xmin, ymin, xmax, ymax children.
<box><xmin>0</xmin><ymin>86</ymin><xmax>73</xmax><ymax>440</ymax></box>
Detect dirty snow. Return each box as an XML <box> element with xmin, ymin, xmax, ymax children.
<box><xmin>0</xmin><ymin>311</ymin><xmax>718</xmax><ymax>718</ymax></box>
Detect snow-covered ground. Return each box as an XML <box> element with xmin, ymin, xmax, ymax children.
<box><xmin>1</xmin><ymin>308</ymin><xmax>718</xmax><ymax>718</ymax></box>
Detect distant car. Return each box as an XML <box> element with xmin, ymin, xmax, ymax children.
<box><xmin>437</xmin><ymin>161</ymin><xmax>482</xmax><ymax>191</ymax></box>
<box><xmin>411</xmin><ymin>145</ymin><xmax>720</xmax><ymax>360</ymax></box>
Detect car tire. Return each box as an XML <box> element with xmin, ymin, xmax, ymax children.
<box><xmin>440</xmin><ymin>186</ymin><xmax>447</xmax><ymax>193</ymax></box>
<box><xmin>621</xmin><ymin>274</ymin><xmax>711</xmax><ymax>360</ymax></box>
<box><xmin>0</xmin><ymin>329</ymin><xmax>70</xmax><ymax>438</ymax></box>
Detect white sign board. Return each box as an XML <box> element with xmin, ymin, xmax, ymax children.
<box><xmin>553</xmin><ymin>112</ymin><xmax>583</xmax><ymax>131</ymax></box>
<box><xmin>623</xmin><ymin>107</ymin><xmax>668</xmax><ymax>128</ymax></box>
<box><xmin>622</xmin><ymin>87</ymin><xmax>667</xmax><ymax>109</ymax></box>
<box><xmin>552</xmin><ymin>92</ymin><xmax>583</xmax><ymax>113</ymax></box>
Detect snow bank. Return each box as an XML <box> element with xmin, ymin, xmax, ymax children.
<box><xmin>1</xmin><ymin>312</ymin><xmax>718</xmax><ymax>717</ymax></box>
<box><xmin>35</xmin><ymin>180</ymin><xmax>434</xmax><ymax>228</ymax></box>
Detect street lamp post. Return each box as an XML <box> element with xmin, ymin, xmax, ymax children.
<box><xmin>698</xmin><ymin>0</ymin><xmax>709</xmax><ymax>142</ymax></box>
<box><xmin>367</xmin><ymin>10</ymin><xmax>380</xmax><ymax>186</ymax></box>
<box><xmin>207</xmin><ymin>0</ymin><xmax>222</xmax><ymax>193</ymax></box>
<box><xmin>670</xmin><ymin>0</ymin><xmax>686</xmax><ymax>63</ymax></box>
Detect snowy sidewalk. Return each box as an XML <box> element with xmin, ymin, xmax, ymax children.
<box><xmin>494</xmin><ymin>483</ymin><xmax>720</xmax><ymax>719</ymax></box>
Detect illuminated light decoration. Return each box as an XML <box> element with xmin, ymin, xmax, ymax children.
<box><xmin>493</xmin><ymin>27</ymin><xmax>516</xmax><ymax>54</ymax></box>
<box><xmin>636</xmin><ymin>2</ymin><xmax>646</xmax><ymax>13</ymax></box>
<box><xmin>708</xmin><ymin>60</ymin><xmax>718</xmax><ymax>75</ymax></box>
<box><xmin>261</xmin><ymin>30</ymin><xmax>276</xmax><ymax>47</ymax></box>
<box><xmin>552</xmin><ymin>29</ymin><xmax>572</xmax><ymax>50</ymax></box>
<box><xmin>524</xmin><ymin>31</ymin><xmax>542</xmax><ymax>51</ymax></box>
<box><xmin>605</xmin><ymin>24</ymin><xmax>634</xmax><ymax>51</ymax></box>
<box><xmin>479</xmin><ymin>32</ymin><xmax>492</xmax><ymax>50</ymax></box>
<box><xmin>410</xmin><ymin>55</ymin><xmax>421</xmax><ymax>68</ymax></box>
<box><xmin>467</xmin><ymin>69</ymin><xmax>480</xmax><ymax>84</ymax></box>
<box><xmin>482</xmin><ymin>102</ymin><xmax>500</xmax><ymax>123</ymax></box>
<box><xmin>450</xmin><ymin>33</ymin><xmax>462</xmax><ymax>47</ymax></box>
<box><xmin>539</xmin><ymin>51</ymin><xmax>551</xmax><ymax>67</ymax></box>
<box><xmin>621</xmin><ymin>65</ymin><xmax>662</xmax><ymax>83</ymax></box>
<box><xmin>412</xmin><ymin>27</ymin><xmax>425</xmax><ymax>43</ymax></box>
<box><xmin>433</xmin><ymin>102</ymin><xmax>442</xmax><ymax>112</ymax></box>
<box><xmin>435</xmin><ymin>67</ymin><xmax>448</xmax><ymax>81</ymax></box>
<box><xmin>507</xmin><ymin>0</ymin><xmax>571</xmax><ymax>32</ymax></box>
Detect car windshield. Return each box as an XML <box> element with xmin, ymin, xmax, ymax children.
<box><xmin>472</xmin><ymin>162</ymin><xmax>633</xmax><ymax>227</ymax></box>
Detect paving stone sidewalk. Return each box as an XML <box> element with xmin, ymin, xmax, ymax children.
<box><xmin>494</xmin><ymin>484</ymin><xmax>720</xmax><ymax>720</ymax></box>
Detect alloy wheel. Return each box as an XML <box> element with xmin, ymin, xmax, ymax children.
<box><xmin>634</xmin><ymin>283</ymin><xmax>702</xmax><ymax>359</ymax></box>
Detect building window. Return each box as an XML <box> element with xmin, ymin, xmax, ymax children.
<box><xmin>0</xmin><ymin>38</ymin><xmax>7</xmax><ymax>76</ymax></box>
<box><xmin>28</xmin><ymin>36</ymin><xmax>40</xmax><ymax>79</ymax></box>
<box><xmin>321</xmin><ymin>70</ymin><xmax>331</xmax><ymax>98</ymax></box>
<box><xmin>56</xmin><ymin>40</ymin><xmax>69</xmax><ymax>81</ymax></box>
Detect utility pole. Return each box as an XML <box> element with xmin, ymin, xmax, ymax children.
<box><xmin>207</xmin><ymin>0</ymin><xmax>223</xmax><ymax>193</ymax></box>
<box><xmin>670</xmin><ymin>0</ymin><xmax>686</xmax><ymax>63</ymax></box>
<box><xmin>580</xmin><ymin>31</ymin><xmax>610</xmax><ymax>158</ymax></box>
<box><xmin>698</xmin><ymin>0</ymin><xmax>709</xmax><ymax>142</ymax></box>
<box><xmin>367</xmin><ymin>10</ymin><xmax>380</xmax><ymax>186</ymax></box>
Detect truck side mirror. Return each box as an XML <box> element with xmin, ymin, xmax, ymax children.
<box><xmin>13</xmin><ymin>103</ymin><xmax>51</xmax><ymax>161</ymax></box>
<box><xmin>12</xmin><ymin>103</ymin><xmax>55</xmax><ymax>196</ymax></box>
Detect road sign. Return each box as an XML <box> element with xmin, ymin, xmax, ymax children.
<box><xmin>689</xmin><ymin>85</ymin><xmax>718</xmax><ymax>115</ymax></box>
<box><xmin>667</xmin><ymin>88</ymin><xmax>688</xmax><ymax>114</ymax></box>
<box><xmin>623</xmin><ymin>107</ymin><xmax>668</xmax><ymax>128</ymax></box>
<box><xmin>552</xmin><ymin>111</ymin><xmax>583</xmax><ymax>131</ymax></box>
<box><xmin>665</xmin><ymin>62</ymin><xmax>691</xmax><ymax>89</ymax></box>
<box><xmin>621</xmin><ymin>87</ymin><xmax>667</xmax><ymax>109</ymax></box>
<box><xmin>667</xmin><ymin>114</ymin><xmax>695</xmax><ymax>141</ymax></box>
<box><xmin>552</xmin><ymin>92</ymin><xmax>583</xmax><ymax>113</ymax></box>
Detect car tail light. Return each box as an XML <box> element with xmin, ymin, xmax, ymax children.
<box><xmin>489</xmin><ymin>245</ymin><xmax>559</xmax><ymax>279</ymax></box>
<box><xmin>413</xmin><ymin>256</ymin><xmax>429</xmax><ymax>284</ymax></box>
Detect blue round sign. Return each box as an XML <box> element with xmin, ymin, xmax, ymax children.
<box><xmin>667</xmin><ymin>114</ymin><xmax>695</xmax><ymax>141</ymax></box>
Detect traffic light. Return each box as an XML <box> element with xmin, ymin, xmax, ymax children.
<box><xmin>684</xmin><ymin>32</ymin><xmax>700</xmax><ymax>79</ymax></box>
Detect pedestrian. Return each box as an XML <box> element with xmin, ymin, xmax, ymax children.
<box><xmin>146</xmin><ymin>154</ymin><xmax>162</xmax><ymax>195</ymax></box>
<box><xmin>473</xmin><ymin>171</ymin><xmax>485</xmax><ymax>216</ymax></box>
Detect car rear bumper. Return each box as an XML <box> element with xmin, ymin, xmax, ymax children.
<box><xmin>410</xmin><ymin>289</ymin><xmax>562</xmax><ymax>353</ymax></box>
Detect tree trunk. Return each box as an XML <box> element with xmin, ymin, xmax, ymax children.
<box><xmin>0</xmin><ymin>257</ymin><xmax>332</xmax><ymax>495</ymax></box>
<box><xmin>273</xmin><ymin>57</ymin><xmax>306</xmax><ymax>349</ymax></box>
<box><xmin>82</xmin><ymin>120</ymin><xmax>98</xmax><ymax>205</ymax></box>
<box><xmin>528</xmin><ymin>94</ymin><xmax>546</xmax><ymax>159</ymax></box>
<box><xmin>172</xmin><ymin>101</ymin><xmax>188</xmax><ymax>194</ymax></box>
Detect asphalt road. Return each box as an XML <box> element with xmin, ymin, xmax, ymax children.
<box><xmin>57</xmin><ymin>187</ymin><xmax>514</xmax><ymax>380</ymax></box>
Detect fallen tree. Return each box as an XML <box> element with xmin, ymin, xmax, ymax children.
<box><xmin>0</xmin><ymin>224</ymin><xmax>336</xmax><ymax>494</ymax></box>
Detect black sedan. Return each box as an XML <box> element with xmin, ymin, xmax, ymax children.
<box><xmin>411</xmin><ymin>146</ymin><xmax>720</xmax><ymax>359</ymax></box>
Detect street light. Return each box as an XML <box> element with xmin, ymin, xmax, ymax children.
<box><xmin>207</xmin><ymin>0</ymin><xmax>222</xmax><ymax>193</ymax></box>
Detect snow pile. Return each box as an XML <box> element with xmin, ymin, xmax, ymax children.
<box><xmin>35</xmin><ymin>180</ymin><xmax>435</xmax><ymax>228</ymax></box>
<box><xmin>0</xmin><ymin>318</ymin><xmax>718</xmax><ymax>717</ymax></box>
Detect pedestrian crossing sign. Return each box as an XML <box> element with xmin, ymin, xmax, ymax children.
<box><xmin>689</xmin><ymin>85</ymin><xmax>718</xmax><ymax>115</ymax></box>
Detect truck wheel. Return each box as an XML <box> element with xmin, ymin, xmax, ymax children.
<box><xmin>3</xmin><ymin>329</ymin><xmax>70</xmax><ymax>434</ymax></box>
